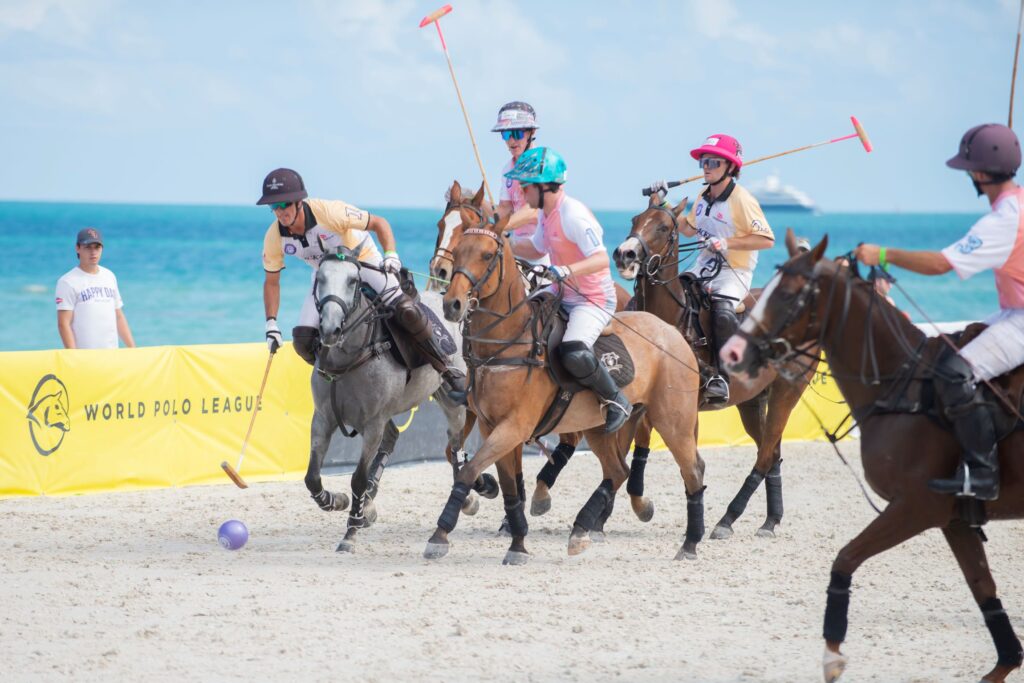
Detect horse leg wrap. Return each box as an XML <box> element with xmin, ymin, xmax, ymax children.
<box><xmin>982</xmin><ymin>597</ymin><xmax>1024</xmax><ymax>667</ymax></box>
<box><xmin>348</xmin><ymin>493</ymin><xmax>366</xmax><ymax>528</ymax></box>
<box><xmin>765</xmin><ymin>459</ymin><xmax>784</xmax><ymax>522</ymax></box>
<box><xmin>723</xmin><ymin>468</ymin><xmax>766</xmax><ymax>524</ymax></box>
<box><xmin>311</xmin><ymin>488</ymin><xmax>334</xmax><ymax>511</ymax></box>
<box><xmin>627</xmin><ymin>446</ymin><xmax>651</xmax><ymax>497</ymax></box>
<box><xmin>366</xmin><ymin>451</ymin><xmax>390</xmax><ymax>500</ymax></box>
<box><xmin>574</xmin><ymin>479</ymin><xmax>614</xmax><ymax>531</ymax></box>
<box><xmin>823</xmin><ymin>572</ymin><xmax>853</xmax><ymax>643</ymax></box>
<box><xmin>595</xmin><ymin>489</ymin><xmax>617</xmax><ymax>532</ymax></box>
<box><xmin>684</xmin><ymin>486</ymin><xmax>706</xmax><ymax>545</ymax></box>
<box><xmin>437</xmin><ymin>481</ymin><xmax>472</xmax><ymax>533</ymax></box>
<box><xmin>503</xmin><ymin>499</ymin><xmax>529</xmax><ymax>538</ymax></box>
<box><xmin>536</xmin><ymin>442</ymin><xmax>576</xmax><ymax>489</ymax></box>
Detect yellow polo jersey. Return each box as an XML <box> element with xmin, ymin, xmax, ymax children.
<box><xmin>262</xmin><ymin>198</ymin><xmax>379</xmax><ymax>272</ymax></box>
<box><xmin>685</xmin><ymin>182</ymin><xmax>773</xmax><ymax>272</ymax></box>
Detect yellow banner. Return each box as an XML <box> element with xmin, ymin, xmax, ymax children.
<box><xmin>0</xmin><ymin>343</ymin><xmax>850</xmax><ymax>498</ymax></box>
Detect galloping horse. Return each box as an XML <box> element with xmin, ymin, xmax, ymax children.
<box><xmin>303</xmin><ymin>246</ymin><xmax>474</xmax><ymax>553</ymax></box>
<box><xmin>613</xmin><ymin>195</ymin><xmax>819</xmax><ymax>539</ymax></box>
<box><xmin>426</xmin><ymin>188</ymin><xmax>705</xmax><ymax>564</ymax></box>
<box><xmin>722</xmin><ymin>232</ymin><xmax>1024</xmax><ymax>683</ymax></box>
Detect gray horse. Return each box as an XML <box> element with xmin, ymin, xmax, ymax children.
<box><xmin>303</xmin><ymin>248</ymin><xmax>476</xmax><ymax>553</ymax></box>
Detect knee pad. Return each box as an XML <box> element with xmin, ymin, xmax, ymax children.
<box><xmin>392</xmin><ymin>296</ymin><xmax>428</xmax><ymax>334</ymax></box>
<box><xmin>558</xmin><ymin>340</ymin><xmax>597</xmax><ymax>378</ymax></box>
<box><xmin>292</xmin><ymin>326</ymin><xmax>319</xmax><ymax>365</ymax></box>
<box><xmin>935</xmin><ymin>352</ymin><xmax>977</xmax><ymax>412</ymax></box>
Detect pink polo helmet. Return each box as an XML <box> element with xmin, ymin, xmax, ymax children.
<box><xmin>690</xmin><ymin>134</ymin><xmax>743</xmax><ymax>169</ymax></box>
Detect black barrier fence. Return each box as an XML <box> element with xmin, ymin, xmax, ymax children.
<box><xmin>322</xmin><ymin>397</ymin><xmax>569</xmax><ymax>474</ymax></box>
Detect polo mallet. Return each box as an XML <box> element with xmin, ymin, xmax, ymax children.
<box><xmin>642</xmin><ymin>116</ymin><xmax>873</xmax><ymax>196</ymax></box>
<box><xmin>220</xmin><ymin>352</ymin><xmax>274</xmax><ymax>489</ymax></box>
<box><xmin>419</xmin><ymin>5</ymin><xmax>497</xmax><ymax>209</ymax></box>
<box><xmin>1010</xmin><ymin>0</ymin><xmax>1024</xmax><ymax>127</ymax></box>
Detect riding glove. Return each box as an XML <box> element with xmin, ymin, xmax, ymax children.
<box><xmin>265</xmin><ymin>318</ymin><xmax>282</xmax><ymax>354</ymax></box>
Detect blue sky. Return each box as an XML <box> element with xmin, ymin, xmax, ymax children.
<box><xmin>0</xmin><ymin>0</ymin><xmax>1021</xmax><ymax>212</ymax></box>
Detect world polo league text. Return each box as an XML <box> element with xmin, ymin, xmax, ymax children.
<box><xmin>83</xmin><ymin>395</ymin><xmax>262</xmax><ymax>421</ymax></box>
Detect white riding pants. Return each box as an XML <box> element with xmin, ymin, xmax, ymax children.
<box><xmin>960</xmin><ymin>308</ymin><xmax>1024</xmax><ymax>381</ymax></box>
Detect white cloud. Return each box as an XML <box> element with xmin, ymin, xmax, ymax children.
<box><xmin>0</xmin><ymin>0</ymin><xmax>115</xmax><ymax>48</ymax></box>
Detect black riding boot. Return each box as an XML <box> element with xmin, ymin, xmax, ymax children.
<box><xmin>559</xmin><ymin>341</ymin><xmax>631</xmax><ymax>433</ymax></box>
<box><xmin>928</xmin><ymin>354</ymin><xmax>1000</xmax><ymax>501</ymax></box>
<box><xmin>392</xmin><ymin>294</ymin><xmax>467</xmax><ymax>405</ymax></box>
<box><xmin>292</xmin><ymin>326</ymin><xmax>320</xmax><ymax>367</ymax></box>
<box><xmin>706</xmin><ymin>299</ymin><xmax>739</xmax><ymax>405</ymax></box>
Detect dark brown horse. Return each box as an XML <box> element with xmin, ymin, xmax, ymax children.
<box><xmin>721</xmin><ymin>232</ymin><xmax>1024</xmax><ymax>683</ymax></box>
<box><xmin>613</xmin><ymin>195</ymin><xmax>818</xmax><ymax>539</ymax></box>
<box><xmin>426</xmin><ymin>187</ymin><xmax>705</xmax><ymax>564</ymax></box>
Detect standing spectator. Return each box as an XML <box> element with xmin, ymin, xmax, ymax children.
<box><xmin>56</xmin><ymin>228</ymin><xmax>135</xmax><ymax>349</ymax></box>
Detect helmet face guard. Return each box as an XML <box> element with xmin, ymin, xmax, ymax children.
<box><xmin>946</xmin><ymin>124</ymin><xmax>1021</xmax><ymax>176</ymax></box>
<box><xmin>257</xmin><ymin>168</ymin><xmax>308</xmax><ymax>205</ymax></box>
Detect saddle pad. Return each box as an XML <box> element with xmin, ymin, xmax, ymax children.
<box><xmin>385</xmin><ymin>301</ymin><xmax>458</xmax><ymax>371</ymax></box>
<box><xmin>547</xmin><ymin>331</ymin><xmax>636</xmax><ymax>393</ymax></box>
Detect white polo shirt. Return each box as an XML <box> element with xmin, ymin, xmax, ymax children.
<box><xmin>55</xmin><ymin>266</ymin><xmax>124</xmax><ymax>349</ymax></box>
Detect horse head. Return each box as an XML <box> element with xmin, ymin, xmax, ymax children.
<box><xmin>430</xmin><ymin>180</ymin><xmax>494</xmax><ymax>292</ymax></box>
<box><xmin>315</xmin><ymin>245</ymin><xmax>364</xmax><ymax>347</ymax></box>
<box><xmin>613</xmin><ymin>194</ymin><xmax>689</xmax><ymax>280</ymax></box>
<box><xmin>721</xmin><ymin>229</ymin><xmax>830</xmax><ymax>381</ymax></box>
<box><xmin>28</xmin><ymin>390</ymin><xmax>71</xmax><ymax>432</ymax></box>
<box><xmin>442</xmin><ymin>184</ymin><xmax>510</xmax><ymax>322</ymax></box>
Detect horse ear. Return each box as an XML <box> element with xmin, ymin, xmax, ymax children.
<box><xmin>493</xmin><ymin>212</ymin><xmax>511</xmax><ymax>234</ymax></box>
<box><xmin>449</xmin><ymin>181</ymin><xmax>462</xmax><ymax>204</ymax></box>
<box><xmin>785</xmin><ymin>227</ymin><xmax>798</xmax><ymax>257</ymax></box>
<box><xmin>810</xmin><ymin>235</ymin><xmax>829</xmax><ymax>262</ymax></box>
<box><xmin>471</xmin><ymin>181</ymin><xmax>486</xmax><ymax>207</ymax></box>
<box><xmin>673</xmin><ymin>196</ymin><xmax>689</xmax><ymax>217</ymax></box>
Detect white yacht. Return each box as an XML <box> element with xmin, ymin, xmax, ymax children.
<box><xmin>749</xmin><ymin>174</ymin><xmax>817</xmax><ymax>212</ymax></box>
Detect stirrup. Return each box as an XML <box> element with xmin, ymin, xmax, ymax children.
<box><xmin>927</xmin><ymin>463</ymin><xmax>999</xmax><ymax>502</ymax></box>
<box><xmin>601</xmin><ymin>394</ymin><xmax>632</xmax><ymax>433</ymax></box>
<box><xmin>704</xmin><ymin>375</ymin><xmax>730</xmax><ymax>404</ymax></box>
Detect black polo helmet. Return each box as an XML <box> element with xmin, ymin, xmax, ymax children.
<box><xmin>257</xmin><ymin>168</ymin><xmax>308</xmax><ymax>205</ymax></box>
<box><xmin>946</xmin><ymin>124</ymin><xmax>1021</xmax><ymax>176</ymax></box>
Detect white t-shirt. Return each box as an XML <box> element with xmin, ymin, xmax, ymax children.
<box><xmin>55</xmin><ymin>266</ymin><xmax>124</xmax><ymax>349</ymax></box>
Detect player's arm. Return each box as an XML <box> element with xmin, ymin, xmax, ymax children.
<box><xmin>855</xmin><ymin>244</ymin><xmax>952</xmax><ymax>275</ymax></box>
<box><xmin>366</xmin><ymin>214</ymin><xmax>397</xmax><ymax>254</ymax></box>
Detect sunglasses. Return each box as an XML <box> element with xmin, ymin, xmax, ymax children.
<box><xmin>270</xmin><ymin>201</ymin><xmax>293</xmax><ymax>211</ymax></box>
<box><xmin>501</xmin><ymin>130</ymin><xmax>528</xmax><ymax>141</ymax></box>
<box><xmin>699</xmin><ymin>158</ymin><xmax>725</xmax><ymax>170</ymax></box>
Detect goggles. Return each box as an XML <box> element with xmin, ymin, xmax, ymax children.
<box><xmin>699</xmin><ymin>158</ymin><xmax>725</xmax><ymax>170</ymax></box>
<box><xmin>270</xmin><ymin>201</ymin><xmax>293</xmax><ymax>211</ymax></box>
<box><xmin>501</xmin><ymin>130</ymin><xmax>528</xmax><ymax>141</ymax></box>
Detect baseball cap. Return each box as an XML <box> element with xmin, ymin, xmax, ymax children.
<box><xmin>76</xmin><ymin>228</ymin><xmax>103</xmax><ymax>245</ymax></box>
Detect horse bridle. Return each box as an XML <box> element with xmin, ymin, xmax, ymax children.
<box><xmin>627</xmin><ymin>204</ymin><xmax>681</xmax><ymax>285</ymax></box>
<box><xmin>432</xmin><ymin>200</ymin><xmax>490</xmax><ymax>271</ymax></box>
<box><xmin>314</xmin><ymin>249</ymin><xmax>387</xmax><ymax>343</ymax></box>
<box><xmin>450</xmin><ymin>215</ymin><xmax>506</xmax><ymax>304</ymax></box>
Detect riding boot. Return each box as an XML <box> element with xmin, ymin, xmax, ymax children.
<box><xmin>391</xmin><ymin>293</ymin><xmax>467</xmax><ymax>405</ymax></box>
<box><xmin>928</xmin><ymin>354</ymin><xmax>1000</xmax><ymax>501</ymax></box>
<box><xmin>706</xmin><ymin>299</ymin><xmax>739</xmax><ymax>405</ymax></box>
<box><xmin>292</xmin><ymin>326</ymin><xmax>320</xmax><ymax>367</ymax></box>
<box><xmin>558</xmin><ymin>340</ymin><xmax>632</xmax><ymax>433</ymax></box>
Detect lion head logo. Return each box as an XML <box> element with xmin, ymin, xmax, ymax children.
<box><xmin>26</xmin><ymin>374</ymin><xmax>71</xmax><ymax>456</ymax></box>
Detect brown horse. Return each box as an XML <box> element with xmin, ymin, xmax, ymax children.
<box><xmin>428</xmin><ymin>180</ymin><xmax>631</xmax><ymax>527</ymax></box>
<box><xmin>612</xmin><ymin>195</ymin><xmax>818</xmax><ymax>539</ymax></box>
<box><xmin>425</xmin><ymin>187</ymin><xmax>705</xmax><ymax>564</ymax></box>
<box><xmin>721</xmin><ymin>232</ymin><xmax>1024</xmax><ymax>683</ymax></box>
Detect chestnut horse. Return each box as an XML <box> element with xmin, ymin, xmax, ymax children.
<box><xmin>429</xmin><ymin>180</ymin><xmax>631</xmax><ymax>527</ymax></box>
<box><xmin>721</xmin><ymin>233</ymin><xmax>1024</xmax><ymax>683</ymax></box>
<box><xmin>612</xmin><ymin>195</ymin><xmax>819</xmax><ymax>539</ymax></box>
<box><xmin>426</xmin><ymin>188</ymin><xmax>705</xmax><ymax>564</ymax></box>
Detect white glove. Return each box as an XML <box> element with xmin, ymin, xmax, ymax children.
<box><xmin>265</xmin><ymin>318</ymin><xmax>282</xmax><ymax>354</ymax></box>
<box><xmin>706</xmin><ymin>237</ymin><xmax>728</xmax><ymax>255</ymax></box>
<box><xmin>647</xmin><ymin>180</ymin><xmax>669</xmax><ymax>197</ymax></box>
<box><xmin>382</xmin><ymin>251</ymin><xmax>402</xmax><ymax>275</ymax></box>
<box><xmin>547</xmin><ymin>265</ymin><xmax>572</xmax><ymax>282</ymax></box>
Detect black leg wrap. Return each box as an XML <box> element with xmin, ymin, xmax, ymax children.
<box><xmin>575</xmin><ymin>479</ymin><xmax>614</xmax><ymax>531</ymax></box>
<box><xmin>724</xmin><ymin>468</ymin><xmax>766</xmax><ymax>523</ymax></box>
<box><xmin>626</xmin><ymin>446</ymin><xmax>651</xmax><ymax>497</ymax></box>
<box><xmin>311</xmin><ymin>488</ymin><xmax>334</xmax><ymax>511</ymax></box>
<box><xmin>366</xmin><ymin>450</ymin><xmax>390</xmax><ymax>500</ymax></box>
<box><xmin>823</xmin><ymin>572</ymin><xmax>853</xmax><ymax>643</ymax></box>
<box><xmin>437</xmin><ymin>481</ymin><xmax>472</xmax><ymax>533</ymax></box>
<box><xmin>982</xmin><ymin>597</ymin><xmax>1024</xmax><ymax>667</ymax></box>
<box><xmin>536</xmin><ymin>442</ymin><xmax>576</xmax><ymax>489</ymax></box>
<box><xmin>765</xmin><ymin>459</ymin><xmax>784</xmax><ymax>521</ymax></box>
<box><xmin>684</xmin><ymin>486</ymin><xmax>706</xmax><ymax>545</ymax></box>
<box><xmin>595</xmin><ymin>490</ymin><xmax>616</xmax><ymax>532</ymax></box>
<box><xmin>503</xmin><ymin>499</ymin><xmax>529</xmax><ymax>537</ymax></box>
<box><xmin>516</xmin><ymin>471</ymin><xmax>526</xmax><ymax>504</ymax></box>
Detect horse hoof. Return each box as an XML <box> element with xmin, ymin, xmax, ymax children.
<box><xmin>423</xmin><ymin>541</ymin><xmax>450</xmax><ymax>560</ymax></box>
<box><xmin>710</xmin><ymin>524</ymin><xmax>733</xmax><ymax>540</ymax></box>
<box><xmin>502</xmin><ymin>550</ymin><xmax>530</xmax><ymax>566</ymax></box>
<box><xmin>332</xmin><ymin>492</ymin><xmax>350</xmax><ymax>511</ymax></box>
<box><xmin>461</xmin><ymin>492</ymin><xmax>480</xmax><ymax>516</ymax></box>
<box><xmin>822</xmin><ymin>648</ymin><xmax>847</xmax><ymax>682</ymax></box>
<box><xmin>631</xmin><ymin>498</ymin><xmax>654</xmax><ymax>523</ymax></box>
<box><xmin>674</xmin><ymin>543</ymin><xmax>698</xmax><ymax>561</ymax></box>
<box><xmin>755</xmin><ymin>526</ymin><xmax>776</xmax><ymax>539</ymax></box>
<box><xmin>530</xmin><ymin>494</ymin><xmax>552</xmax><ymax>517</ymax></box>
<box><xmin>363</xmin><ymin>500</ymin><xmax>378</xmax><ymax>528</ymax></box>
<box><xmin>336</xmin><ymin>540</ymin><xmax>356</xmax><ymax>553</ymax></box>
<box><xmin>589</xmin><ymin>530</ymin><xmax>607</xmax><ymax>543</ymax></box>
<box><xmin>567</xmin><ymin>530</ymin><xmax>591</xmax><ymax>556</ymax></box>
<box><xmin>476</xmin><ymin>473</ymin><xmax>499</xmax><ymax>499</ymax></box>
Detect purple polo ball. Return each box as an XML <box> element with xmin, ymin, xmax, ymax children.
<box><xmin>218</xmin><ymin>519</ymin><xmax>249</xmax><ymax>550</ymax></box>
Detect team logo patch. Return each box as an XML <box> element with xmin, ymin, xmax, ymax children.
<box><xmin>267</xmin><ymin>177</ymin><xmax>284</xmax><ymax>190</ymax></box>
<box><xmin>506</xmin><ymin>178</ymin><xmax>513</xmax><ymax>189</ymax></box>
<box><xmin>26</xmin><ymin>374</ymin><xmax>71</xmax><ymax>456</ymax></box>
<box><xmin>284</xmin><ymin>244</ymin><xmax>297</xmax><ymax>255</ymax></box>
<box><xmin>55</xmin><ymin>297</ymin><xmax>63</xmax><ymax>305</ymax></box>
<box><xmin>751</xmin><ymin>219</ymin><xmax>767</xmax><ymax>233</ymax></box>
<box><xmin>956</xmin><ymin>235</ymin><xmax>983</xmax><ymax>255</ymax></box>
<box><xmin>600</xmin><ymin>351</ymin><xmax>622</xmax><ymax>373</ymax></box>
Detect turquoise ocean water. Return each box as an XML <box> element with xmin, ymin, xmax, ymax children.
<box><xmin>0</xmin><ymin>201</ymin><xmax>999</xmax><ymax>352</ymax></box>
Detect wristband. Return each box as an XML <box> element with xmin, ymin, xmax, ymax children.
<box><xmin>384</xmin><ymin>250</ymin><xmax>399</xmax><ymax>258</ymax></box>
<box><xmin>878</xmin><ymin>247</ymin><xmax>889</xmax><ymax>271</ymax></box>
<box><xmin>266</xmin><ymin>316</ymin><xmax>276</xmax><ymax>321</ymax></box>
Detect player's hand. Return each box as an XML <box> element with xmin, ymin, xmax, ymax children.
<box><xmin>265</xmin><ymin>318</ymin><xmax>282</xmax><ymax>354</ymax></box>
